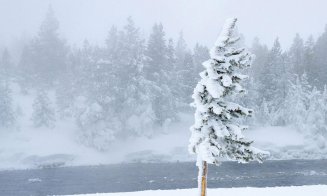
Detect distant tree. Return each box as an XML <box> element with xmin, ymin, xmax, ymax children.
<box><xmin>306</xmin><ymin>86</ymin><xmax>327</xmax><ymax>149</ymax></box>
<box><xmin>245</xmin><ymin>38</ymin><xmax>269</xmax><ymax>112</ymax></box>
<box><xmin>77</xmin><ymin>18</ymin><xmax>157</xmax><ymax>147</ymax></box>
<box><xmin>255</xmin><ymin>98</ymin><xmax>271</xmax><ymax>126</ymax></box>
<box><xmin>31</xmin><ymin>89</ymin><xmax>56</xmax><ymax>128</ymax></box>
<box><xmin>178</xmin><ymin>51</ymin><xmax>195</xmax><ymax>105</ymax></box>
<box><xmin>193</xmin><ymin>43</ymin><xmax>210</xmax><ymax>78</ymax></box>
<box><xmin>258</xmin><ymin>38</ymin><xmax>291</xmax><ymax>125</ymax></box>
<box><xmin>19</xmin><ymin>6</ymin><xmax>68</xmax><ymax>89</ymax></box>
<box><xmin>284</xmin><ymin>74</ymin><xmax>311</xmax><ymax>129</ymax></box>
<box><xmin>117</xmin><ymin>17</ymin><xmax>156</xmax><ymax>136</ymax></box>
<box><xmin>0</xmin><ymin>48</ymin><xmax>12</xmax><ymax>83</ymax></box>
<box><xmin>303</xmin><ymin>36</ymin><xmax>315</xmax><ymax>84</ymax></box>
<box><xmin>166</xmin><ymin>38</ymin><xmax>181</xmax><ymax>106</ymax></box>
<box><xmin>145</xmin><ymin>23</ymin><xmax>176</xmax><ymax>125</ymax></box>
<box><xmin>0</xmin><ymin>49</ymin><xmax>15</xmax><ymax>128</ymax></box>
<box><xmin>249</xmin><ymin>38</ymin><xmax>269</xmax><ymax>105</ymax></box>
<box><xmin>289</xmin><ymin>34</ymin><xmax>305</xmax><ymax>76</ymax></box>
<box><xmin>266</xmin><ymin>39</ymin><xmax>287</xmax><ymax>102</ymax></box>
<box><xmin>175</xmin><ymin>32</ymin><xmax>188</xmax><ymax>70</ymax></box>
<box><xmin>145</xmin><ymin>23</ymin><xmax>167</xmax><ymax>81</ymax></box>
<box><xmin>189</xmin><ymin>18</ymin><xmax>268</xmax><ymax>196</ymax></box>
<box><xmin>250</xmin><ymin>38</ymin><xmax>269</xmax><ymax>78</ymax></box>
<box><xmin>55</xmin><ymin>56</ymin><xmax>76</xmax><ymax>119</ymax></box>
<box><xmin>0</xmin><ymin>82</ymin><xmax>15</xmax><ymax>128</ymax></box>
<box><xmin>313</xmin><ymin>25</ymin><xmax>327</xmax><ymax>88</ymax></box>
<box><xmin>76</xmin><ymin>102</ymin><xmax>119</xmax><ymax>151</ymax></box>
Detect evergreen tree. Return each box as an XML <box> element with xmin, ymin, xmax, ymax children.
<box><xmin>76</xmin><ymin>44</ymin><xmax>121</xmax><ymax>149</ymax></box>
<box><xmin>178</xmin><ymin>51</ymin><xmax>195</xmax><ymax>105</ymax></box>
<box><xmin>31</xmin><ymin>89</ymin><xmax>56</xmax><ymax>128</ymax></box>
<box><xmin>117</xmin><ymin>17</ymin><xmax>156</xmax><ymax>136</ymax></box>
<box><xmin>55</xmin><ymin>54</ymin><xmax>77</xmax><ymax>119</ymax></box>
<box><xmin>0</xmin><ymin>82</ymin><xmax>15</xmax><ymax>128</ymax></box>
<box><xmin>266</xmin><ymin>39</ymin><xmax>286</xmax><ymax>102</ymax></box>
<box><xmin>313</xmin><ymin>25</ymin><xmax>327</xmax><ymax>88</ymax></box>
<box><xmin>193</xmin><ymin>43</ymin><xmax>210</xmax><ymax>79</ymax></box>
<box><xmin>175</xmin><ymin>32</ymin><xmax>188</xmax><ymax>70</ymax></box>
<box><xmin>189</xmin><ymin>18</ymin><xmax>268</xmax><ymax>196</ymax></box>
<box><xmin>145</xmin><ymin>23</ymin><xmax>167</xmax><ymax>81</ymax></box>
<box><xmin>255</xmin><ymin>98</ymin><xmax>271</xmax><ymax>126</ymax></box>
<box><xmin>0</xmin><ymin>49</ymin><xmax>15</xmax><ymax>128</ymax></box>
<box><xmin>258</xmin><ymin>38</ymin><xmax>290</xmax><ymax>125</ymax></box>
<box><xmin>0</xmin><ymin>48</ymin><xmax>12</xmax><ymax>84</ymax></box>
<box><xmin>250</xmin><ymin>38</ymin><xmax>269</xmax><ymax>77</ymax></box>
<box><xmin>284</xmin><ymin>74</ymin><xmax>311</xmax><ymax>129</ymax></box>
<box><xmin>77</xmin><ymin>18</ymin><xmax>157</xmax><ymax>147</ymax></box>
<box><xmin>306</xmin><ymin>86</ymin><xmax>327</xmax><ymax>149</ymax></box>
<box><xmin>303</xmin><ymin>36</ymin><xmax>315</xmax><ymax>84</ymax></box>
<box><xmin>77</xmin><ymin>102</ymin><xmax>119</xmax><ymax>151</ymax></box>
<box><xmin>289</xmin><ymin>34</ymin><xmax>305</xmax><ymax>76</ymax></box>
<box><xmin>249</xmin><ymin>38</ymin><xmax>269</xmax><ymax>103</ymax></box>
<box><xmin>19</xmin><ymin>6</ymin><xmax>68</xmax><ymax>89</ymax></box>
<box><xmin>145</xmin><ymin>23</ymin><xmax>176</xmax><ymax>125</ymax></box>
<box><xmin>166</xmin><ymin>39</ymin><xmax>179</xmax><ymax>101</ymax></box>
<box><xmin>246</xmin><ymin>38</ymin><xmax>269</xmax><ymax>112</ymax></box>
<box><xmin>174</xmin><ymin>32</ymin><xmax>189</xmax><ymax>107</ymax></box>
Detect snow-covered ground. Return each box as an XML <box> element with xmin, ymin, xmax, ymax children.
<box><xmin>58</xmin><ymin>185</ymin><xmax>327</xmax><ymax>196</ymax></box>
<box><xmin>0</xmin><ymin>113</ymin><xmax>324</xmax><ymax>170</ymax></box>
<box><xmin>0</xmin><ymin>84</ymin><xmax>326</xmax><ymax>170</ymax></box>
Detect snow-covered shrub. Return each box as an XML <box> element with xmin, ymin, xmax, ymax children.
<box><xmin>0</xmin><ymin>83</ymin><xmax>15</xmax><ymax>128</ymax></box>
<box><xmin>31</xmin><ymin>89</ymin><xmax>56</xmax><ymax>128</ymax></box>
<box><xmin>76</xmin><ymin>102</ymin><xmax>120</xmax><ymax>151</ymax></box>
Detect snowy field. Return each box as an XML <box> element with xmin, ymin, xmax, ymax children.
<box><xmin>59</xmin><ymin>186</ymin><xmax>327</xmax><ymax>196</ymax></box>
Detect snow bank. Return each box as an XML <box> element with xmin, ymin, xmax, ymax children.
<box><xmin>58</xmin><ymin>185</ymin><xmax>327</xmax><ymax>196</ymax></box>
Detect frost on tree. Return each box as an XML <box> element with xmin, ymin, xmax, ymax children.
<box><xmin>0</xmin><ymin>83</ymin><xmax>15</xmax><ymax>128</ymax></box>
<box><xmin>189</xmin><ymin>18</ymin><xmax>268</xmax><ymax>165</ymax></box>
<box><xmin>31</xmin><ymin>89</ymin><xmax>56</xmax><ymax>128</ymax></box>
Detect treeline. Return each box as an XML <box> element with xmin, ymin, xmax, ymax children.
<box><xmin>246</xmin><ymin>33</ymin><xmax>327</xmax><ymax>146</ymax></box>
<box><xmin>1</xmin><ymin>7</ymin><xmax>327</xmax><ymax>150</ymax></box>
<box><xmin>0</xmin><ymin>8</ymin><xmax>209</xmax><ymax>150</ymax></box>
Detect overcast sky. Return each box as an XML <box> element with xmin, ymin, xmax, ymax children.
<box><xmin>0</xmin><ymin>0</ymin><xmax>326</xmax><ymax>50</ymax></box>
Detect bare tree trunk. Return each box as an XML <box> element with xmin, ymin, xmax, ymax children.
<box><xmin>199</xmin><ymin>161</ymin><xmax>208</xmax><ymax>196</ymax></box>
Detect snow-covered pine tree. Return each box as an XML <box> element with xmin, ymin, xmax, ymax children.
<box><xmin>0</xmin><ymin>82</ymin><xmax>15</xmax><ymax>128</ymax></box>
<box><xmin>19</xmin><ymin>6</ymin><xmax>68</xmax><ymax>89</ymax></box>
<box><xmin>0</xmin><ymin>50</ymin><xmax>15</xmax><ymax>128</ymax></box>
<box><xmin>306</xmin><ymin>86</ymin><xmax>327</xmax><ymax>149</ymax></box>
<box><xmin>178</xmin><ymin>51</ymin><xmax>195</xmax><ymax>105</ymax></box>
<box><xmin>313</xmin><ymin>25</ymin><xmax>327</xmax><ymax>88</ymax></box>
<box><xmin>303</xmin><ymin>36</ymin><xmax>316</xmax><ymax>85</ymax></box>
<box><xmin>31</xmin><ymin>88</ymin><xmax>56</xmax><ymax>128</ymax></box>
<box><xmin>189</xmin><ymin>18</ymin><xmax>268</xmax><ymax>196</ymax></box>
<box><xmin>193</xmin><ymin>43</ymin><xmax>210</xmax><ymax>79</ymax></box>
<box><xmin>249</xmin><ymin>38</ymin><xmax>269</xmax><ymax>111</ymax></box>
<box><xmin>0</xmin><ymin>48</ymin><xmax>12</xmax><ymax>84</ymax></box>
<box><xmin>289</xmin><ymin>34</ymin><xmax>305</xmax><ymax>76</ymax></box>
<box><xmin>145</xmin><ymin>23</ymin><xmax>177</xmax><ymax>125</ymax></box>
<box><xmin>118</xmin><ymin>17</ymin><xmax>156</xmax><ymax>137</ymax></box>
<box><xmin>284</xmin><ymin>74</ymin><xmax>311</xmax><ymax>130</ymax></box>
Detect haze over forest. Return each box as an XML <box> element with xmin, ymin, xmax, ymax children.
<box><xmin>1</xmin><ymin>0</ymin><xmax>327</xmax><ymax>169</ymax></box>
<box><xmin>1</xmin><ymin>0</ymin><xmax>327</xmax><ymax>53</ymax></box>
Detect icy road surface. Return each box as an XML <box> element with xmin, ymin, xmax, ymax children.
<box><xmin>1</xmin><ymin>159</ymin><xmax>327</xmax><ymax>196</ymax></box>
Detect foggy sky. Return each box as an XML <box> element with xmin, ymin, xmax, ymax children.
<box><xmin>0</xmin><ymin>0</ymin><xmax>327</xmax><ymax>50</ymax></box>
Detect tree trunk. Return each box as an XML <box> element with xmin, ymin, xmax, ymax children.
<box><xmin>199</xmin><ymin>161</ymin><xmax>208</xmax><ymax>196</ymax></box>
